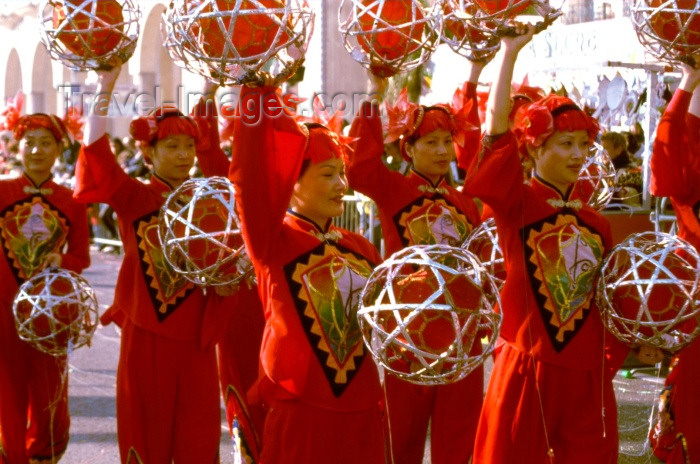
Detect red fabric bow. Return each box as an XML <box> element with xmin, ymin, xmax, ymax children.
<box><xmin>62</xmin><ymin>105</ymin><xmax>84</xmax><ymax>141</ymax></box>
<box><xmin>513</xmin><ymin>102</ymin><xmax>554</xmax><ymax>148</ymax></box>
<box><xmin>1</xmin><ymin>90</ymin><xmax>24</xmax><ymax>132</ymax></box>
<box><xmin>384</xmin><ymin>88</ymin><xmax>420</xmax><ymax>144</ymax></box>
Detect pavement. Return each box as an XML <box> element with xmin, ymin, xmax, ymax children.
<box><xmin>59</xmin><ymin>249</ymin><xmax>665</xmax><ymax>464</ymax></box>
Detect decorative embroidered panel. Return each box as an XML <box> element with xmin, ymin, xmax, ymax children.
<box><xmin>284</xmin><ymin>242</ymin><xmax>374</xmax><ymax>397</ymax></box>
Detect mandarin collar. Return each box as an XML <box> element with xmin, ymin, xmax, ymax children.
<box><xmin>286</xmin><ymin>209</ymin><xmax>334</xmax><ymax>235</ymax></box>
<box><xmin>530</xmin><ymin>174</ymin><xmax>574</xmax><ymax>202</ymax></box>
<box><xmin>409</xmin><ymin>168</ymin><xmax>448</xmax><ymax>190</ymax></box>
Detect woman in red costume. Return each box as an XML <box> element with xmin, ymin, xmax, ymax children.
<box><xmin>75</xmin><ymin>62</ymin><xmax>228</xmax><ymax>463</ymax></box>
<box><xmin>346</xmin><ymin>66</ymin><xmax>484</xmax><ymax>463</ymax></box>
<box><xmin>193</xmin><ymin>83</ymin><xmax>267</xmax><ymax>464</ymax></box>
<box><xmin>227</xmin><ymin>78</ymin><xmax>386</xmax><ymax>463</ymax></box>
<box><xmin>463</xmin><ymin>24</ymin><xmax>630</xmax><ymax>464</ymax></box>
<box><xmin>649</xmin><ymin>56</ymin><xmax>700</xmax><ymax>464</ymax></box>
<box><xmin>0</xmin><ymin>102</ymin><xmax>90</xmax><ymax>463</ymax></box>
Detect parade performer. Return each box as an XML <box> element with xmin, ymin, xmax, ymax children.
<box><xmin>649</xmin><ymin>57</ymin><xmax>700</xmax><ymax>464</ymax></box>
<box><xmin>0</xmin><ymin>102</ymin><xmax>90</xmax><ymax>463</ymax></box>
<box><xmin>227</xmin><ymin>78</ymin><xmax>386</xmax><ymax>463</ymax></box>
<box><xmin>346</xmin><ymin>66</ymin><xmax>483</xmax><ymax>463</ymax></box>
<box><xmin>463</xmin><ymin>24</ymin><xmax>630</xmax><ymax>464</ymax></box>
<box><xmin>193</xmin><ymin>84</ymin><xmax>266</xmax><ymax>464</ymax></box>
<box><xmin>74</xmin><ymin>62</ymin><xmax>225</xmax><ymax>463</ymax></box>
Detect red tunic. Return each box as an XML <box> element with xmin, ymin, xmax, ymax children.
<box><xmin>193</xmin><ymin>98</ymin><xmax>267</xmax><ymax>462</ymax></box>
<box><xmin>649</xmin><ymin>88</ymin><xmax>700</xmax><ymax>464</ymax></box>
<box><xmin>348</xmin><ymin>101</ymin><xmax>481</xmax><ymax>256</ymax></box>
<box><xmin>75</xmin><ymin>135</ymin><xmax>207</xmax><ymax>340</ymax></box>
<box><xmin>228</xmin><ymin>86</ymin><xmax>385</xmax><ymax>463</ymax></box>
<box><xmin>464</xmin><ymin>132</ymin><xmax>628</xmax><ymax>463</ymax></box>
<box><xmin>74</xmin><ymin>136</ymin><xmax>221</xmax><ymax>463</ymax></box>
<box><xmin>347</xmin><ymin>100</ymin><xmax>484</xmax><ymax>464</ymax></box>
<box><xmin>0</xmin><ymin>174</ymin><xmax>89</xmax><ymax>464</ymax></box>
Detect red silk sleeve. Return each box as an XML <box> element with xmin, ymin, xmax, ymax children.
<box><xmin>463</xmin><ymin>131</ymin><xmax>524</xmax><ymax>217</ymax></box>
<box><xmin>650</xmin><ymin>89</ymin><xmax>693</xmax><ymax>198</ymax></box>
<box><xmin>192</xmin><ymin>98</ymin><xmax>231</xmax><ymax>178</ymax></box>
<box><xmin>228</xmin><ymin>86</ymin><xmax>308</xmax><ymax>264</ymax></box>
<box><xmin>73</xmin><ymin>134</ymin><xmax>131</xmax><ymax>204</ymax></box>
<box><xmin>456</xmin><ymin>82</ymin><xmax>483</xmax><ymax>171</ymax></box>
<box><xmin>347</xmin><ymin>101</ymin><xmax>406</xmax><ymax>201</ymax></box>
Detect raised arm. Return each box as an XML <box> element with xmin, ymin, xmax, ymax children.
<box><xmin>228</xmin><ymin>84</ymin><xmax>308</xmax><ymax>264</ymax></box>
<box><xmin>485</xmin><ymin>24</ymin><xmax>535</xmax><ymax>136</ymax></box>
<box><xmin>192</xmin><ymin>80</ymin><xmax>231</xmax><ymax>177</ymax></box>
<box><xmin>463</xmin><ymin>25</ymin><xmax>534</xmax><ymax>212</ymax></box>
<box><xmin>650</xmin><ymin>62</ymin><xmax>700</xmax><ymax>198</ymax></box>
<box><xmin>455</xmin><ymin>59</ymin><xmax>487</xmax><ymax>171</ymax></box>
<box><xmin>74</xmin><ymin>61</ymin><xmax>135</xmax><ymax>207</ymax></box>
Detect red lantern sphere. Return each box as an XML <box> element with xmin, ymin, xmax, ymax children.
<box><xmin>474</xmin><ymin>0</ymin><xmax>532</xmax><ymax>17</ymax></box>
<box><xmin>13</xmin><ymin>269</ymin><xmax>98</xmax><ymax>357</ymax></box>
<box><xmin>648</xmin><ymin>0</ymin><xmax>700</xmax><ymax>49</ymax></box>
<box><xmin>52</xmin><ymin>0</ymin><xmax>124</xmax><ymax>57</ymax></box>
<box><xmin>198</xmin><ymin>0</ymin><xmax>285</xmax><ymax>59</ymax></box>
<box><xmin>171</xmin><ymin>195</ymin><xmax>248</xmax><ymax>282</ymax></box>
<box><xmin>379</xmin><ymin>268</ymin><xmax>484</xmax><ymax>372</ymax></box>
<box><xmin>357</xmin><ymin>0</ymin><xmax>426</xmax><ymax>61</ymax></box>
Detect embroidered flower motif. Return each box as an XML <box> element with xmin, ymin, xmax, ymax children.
<box><xmin>514</xmin><ymin>102</ymin><xmax>554</xmax><ymax>148</ymax></box>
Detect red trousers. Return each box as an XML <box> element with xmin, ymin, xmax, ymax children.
<box><xmin>383</xmin><ymin>366</ymin><xmax>483</xmax><ymax>464</ymax></box>
<box><xmin>473</xmin><ymin>343</ymin><xmax>619</xmax><ymax>464</ymax></box>
<box><xmin>0</xmin><ymin>315</ymin><xmax>69</xmax><ymax>464</ymax></box>
<box><xmin>216</xmin><ymin>285</ymin><xmax>266</xmax><ymax>463</ymax></box>
<box><xmin>116</xmin><ymin>321</ymin><xmax>221</xmax><ymax>464</ymax></box>
<box><xmin>260</xmin><ymin>393</ymin><xmax>387</xmax><ymax>464</ymax></box>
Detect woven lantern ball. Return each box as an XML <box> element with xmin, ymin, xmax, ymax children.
<box><xmin>197</xmin><ymin>0</ymin><xmax>286</xmax><ymax>59</ymax></box>
<box><xmin>570</xmin><ymin>143</ymin><xmax>616</xmax><ymax>210</ymax></box>
<box><xmin>358</xmin><ymin>244</ymin><xmax>501</xmax><ymax>385</ymax></box>
<box><xmin>441</xmin><ymin>0</ymin><xmax>500</xmax><ymax>61</ymax></box>
<box><xmin>39</xmin><ymin>0</ymin><xmax>140</xmax><ymax>70</ymax></box>
<box><xmin>338</xmin><ymin>0</ymin><xmax>443</xmax><ymax>78</ymax></box>
<box><xmin>473</xmin><ymin>0</ymin><xmax>532</xmax><ymax>17</ymax></box>
<box><xmin>596</xmin><ymin>232</ymin><xmax>700</xmax><ymax>353</ymax></box>
<box><xmin>632</xmin><ymin>0</ymin><xmax>700</xmax><ymax>62</ymax></box>
<box><xmin>52</xmin><ymin>0</ymin><xmax>124</xmax><ymax>56</ymax></box>
<box><xmin>468</xmin><ymin>0</ymin><xmax>563</xmax><ymax>37</ymax></box>
<box><xmin>463</xmin><ymin>218</ymin><xmax>505</xmax><ymax>299</ymax></box>
<box><xmin>159</xmin><ymin>176</ymin><xmax>251</xmax><ymax>286</ymax></box>
<box><xmin>163</xmin><ymin>0</ymin><xmax>314</xmax><ymax>86</ymax></box>
<box><xmin>13</xmin><ymin>268</ymin><xmax>99</xmax><ymax>357</ymax></box>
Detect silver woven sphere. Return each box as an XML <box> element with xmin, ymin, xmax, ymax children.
<box><xmin>631</xmin><ymin>0</ymin><xmax>699</xmax><ymax>63</ymax></box>
<box><xmin>38</xmin><ymin>0</ymin><xmax>141</xmax><ymax>71</ymax></box>
<box><xmin>338</xmin><ymin>0</ymin><xmax>443</xmax><ymax>78</ymax></box>
<box><xmin>162</xmin><ymin>0</ymin><xmax>314</xmax><ymax>86</ymax></box>
<box><xmin>440</xmin><ymin>0</ymin><xmax>500</xmax><ymax>61</ymax></box>
<box><xmin>467</xmin><ymin>0</ymin><xmax>563</xmax><ymax>37</ymax></box>
<box><xmin>570</xmin><ymin>142</ymin><xmax>616</xmax><ymax>210</ymax></box>
<box><xmin>358</xmin><ymin>244</ymin><xmax>501</xmax><ymax>385</ymax></box>
<box><xmin>159</xmin><ymin>176</ymin><xmax>252</xmax><ymax>286</ymax></box>
<box><xmin>13</xmin><ymin>268</ymin><xmax>99</xmax><ymax>357</ymax></box>
<box><xmin>463</xmin><ymin>218</ymin><xmax>505</xmax><ymax>298</ymax></box>
<box><xmin>597</xmin><ymin>231</ymin><xmax>700</xmax><ymax>353</ymax></box>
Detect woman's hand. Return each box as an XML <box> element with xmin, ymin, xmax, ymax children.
<box><xmin>367</xmin><ymin>71</ymin><xmax>388</xmax><ymax>103</ymax></box>
<box><xmin>43</xmin><ymin>252</ymin><xmax>62</xmax><ymax>270</ymax></box>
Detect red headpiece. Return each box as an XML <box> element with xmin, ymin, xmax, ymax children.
<box><xmin>130</xmin><ymin>104</ymin><xmax>208</xmax><ymax>150</ymax></box>
<box><xmin>385</xmin><ymin>88</ymin><xmax>478</xmax><ymax>161</ymax></box>
<box><xmin>513</xmin><ymin>94</ymin><xmax>600</xmax><ymax>155</ymax></box>
<box><xmin>298</xmin><ymin>94</ymin><xmax>354</xmax><ymax>164</ymax></box>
